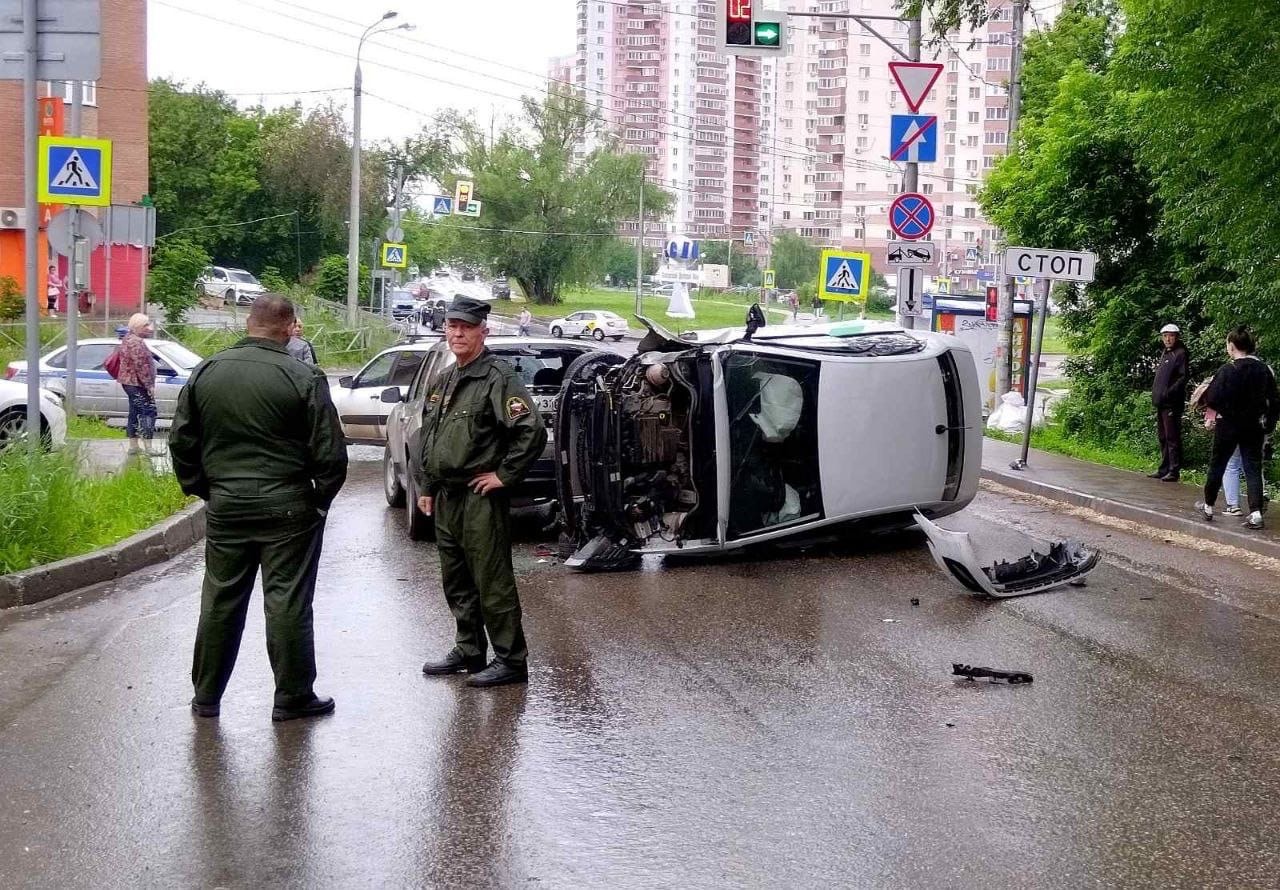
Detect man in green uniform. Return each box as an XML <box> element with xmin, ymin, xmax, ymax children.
<box><xmin>415</xmin><ymin>297</ymin><xmax>547</xmax><ymax>687</ymax></box>
<box><xmin>169</xmin><ymin>294</ymin><xmax>348</xmax><ymax>722</ymax></box>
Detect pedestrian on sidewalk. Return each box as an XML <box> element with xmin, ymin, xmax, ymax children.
<box><xmin>46</xmin><ymin>264</ymin><xmax>62</xmax><ymax>317</ymax></box>
<box><xmin>118</xmin><ymin>313</ymin><xmax>159</xmax><ymax>456</ymax></box>
<box><xmin>518</xmin><ymin>307</ymin><xmax>532</xmax><ymax>337</ymax></box>
<box><xmin>169</xmin><ymin>294</ymin><xmax>348</xmax><ymax>722</ymax></box>
<box><xmin>415</xmin><ymin>297</ymin><xmax>546</xmax><ymax>688</ymax></box>
<box><xmin>286</xmin><ymin>318</ymin><xmax>318</xmax><ymax>365</ymax></box>
<box><xmin>1149</xmin><ymin>323</ymin><xmax>1189</xmax><ymax>481</ymax></box>
<box><xmin>1195</xmin><ymin>327</ymin><xmax>1280</xmax><ymax>530</ymax></box>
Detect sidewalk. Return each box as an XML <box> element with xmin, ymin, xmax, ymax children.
<box><xmin>981</xmin><ymin>437</ymin><xmax>1280</xmax><ymax>560</ymax></box>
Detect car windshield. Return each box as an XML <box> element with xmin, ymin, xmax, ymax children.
<box><xmin>150</xmin><ymin>340</ymin><xmax>203</xmax><ymax>369</ymax></box>
<box><xmin>229</xmin><ymin>271</ymin><xmax>258</xmax><ymax>284</ymax></box>
<box><xmin>491</xmin><ymin>347</ymin><xmax>589</xmax><ymax>391</ymax></box>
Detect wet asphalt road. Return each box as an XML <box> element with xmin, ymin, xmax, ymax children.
<box><xmin>3</xmin><ymin>450</ymin><xmax>1280</xmax><ymax>888</ymax></box>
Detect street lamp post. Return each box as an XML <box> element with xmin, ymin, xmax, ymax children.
<box><xmin>347</xmin><ymin>11</ymin><xmax>410</xmax><ymax>328</ymax></box>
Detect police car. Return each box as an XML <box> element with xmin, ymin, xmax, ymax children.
<box><xmin>554</xmin><ymin>317</ymin><xmax>983</xmax><ymax>570</ymax></box>
<box><xmin>4</xmin><ymin>338</ymin><xmax>203</xmax><ymax>420</ymax></box>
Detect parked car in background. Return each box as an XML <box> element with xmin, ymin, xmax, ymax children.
<box><xmin>554</xmin><ymin>317</ymin><xmax>982</xmax><ymax>570</ymax></box>
<box><xmin>491</xmin><ymin>278</ymin><xmax>511</xmax><ymax>299</ymax></box>
<box><xmin>388</xmin><ymin>289</ymin><xmax>419</xmax><ymax>320</ymax></box>
<box><xmin>329</xmin><ymin>341</ymin><xmax>435</xmax><ymax>445</ymax></box>
<box><xmin>0</xmin><ymin>379</ymin><xmax>67</xmax><ymax>450</ymax></box>
<box><xmin>5</xmin><ymin>337</ymin><xmax>203</xmax><ymax>420</ymax></box>
<box><xmin>197</xmin><ymin>266</ymin><xmax>266</xmax><ymax>306</ymax></box>
<box><xmin>548</xmin><ymin>310</ymin><xmax>629</xmax><ymax>342</ymax></box>
<box><xmin>381</xmin><ymin>337</ymin><xmax>598</xmax><ymax>539</ymax></box>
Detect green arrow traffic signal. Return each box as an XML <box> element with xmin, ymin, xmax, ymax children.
<box><xmin>753</xmin><ymin>21</ymin><xmax>780</xmax><ymax>46</ymax></box>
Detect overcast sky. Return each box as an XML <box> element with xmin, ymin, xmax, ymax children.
<box><xmin>148</xmin><ymin>0</ymin><xmax>577</xmax><ymax>143</ymax></box>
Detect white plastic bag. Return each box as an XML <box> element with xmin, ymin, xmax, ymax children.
<box><xmin>986</xmin><ymin>390</ymin><xmax>1027</xmax><ymax>433</ymax></box>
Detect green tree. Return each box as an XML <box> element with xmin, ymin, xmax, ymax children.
<box><xmin>430</xmin><ymin>89</ymin><xmax>672</xmax><ymax>303</ymax></box>
<box><xmin>770</xmin><ymin>230</ymin><xmax>821</xmax><ymax>290</ymax></box>
<box><xmin>148</xmin><ymin>238</ymin><xmax>211</xmax><ymax>325</ymax></box>
<box><xmin>0</xmin><ymin>276</ymin><xmax>22</xmax><ymax>321</ymax></box>
<box><xmin>312</xmin><ymin>254</ymin><xmax>369</xmax><ymax>304</ymax></box>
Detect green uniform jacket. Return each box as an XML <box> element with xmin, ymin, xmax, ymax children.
<box><xmin>169</xmin><ymin>337</ymin><xmax>348</xmax><ymax>510</ymax></box>
<box><xmin>413</xmin><ymin>348</ymin><xmax>548</xmax><ymax>495</ymax></box>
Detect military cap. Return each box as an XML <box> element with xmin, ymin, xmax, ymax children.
<box><xmin>445</xmin><ymin>296</ymin><xmax>492</xmax><ymax>325</ymax></box>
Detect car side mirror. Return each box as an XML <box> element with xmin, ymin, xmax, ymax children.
<box><xmin>338</xmin><ymin>375</ymin><xmax>354</xmax><ymax>388</ymax></box>
<box><xmin>380</xmin><ymin>387</ymin><xmax>403</xmax><ymax>404</ymax></box>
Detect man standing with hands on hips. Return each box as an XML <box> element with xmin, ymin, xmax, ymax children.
<box><xmin>414</xmin><ymin>297</ymin><xmax>547</xmax><ymax>687</ymax></box>
<box><xmin>1150</xmin><ymin>323</ymin><xmax>1189</xmax><ymax>481</ymax></box>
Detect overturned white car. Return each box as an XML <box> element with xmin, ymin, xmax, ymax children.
<box><xmin>554</xmin><ymin>318</ymin><xmax>984</xmax><ymax>570</ymax></box>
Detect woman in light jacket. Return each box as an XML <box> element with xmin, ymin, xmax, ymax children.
<box><xmin>118</xmin><ymin>313</ymin><xmax>158</xmax><ymax>454</ymax></box>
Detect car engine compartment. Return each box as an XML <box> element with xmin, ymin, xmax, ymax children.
<box><xmin>556</xmin><ymin>348</ymin><xmax>711</xmax><ymax>570</ymax></box>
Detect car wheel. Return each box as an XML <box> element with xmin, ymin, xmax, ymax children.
<box><xmin>224</xmin><ymin>288</ymin><xmax>236</xmax><ymax>305</ymax></box>
<box><xmin>383</xmin><ymin>445</ymin><xmax>405</xmax><ymax>507</ymax></box>
<box><xmin>404</xmin><ymin>471</ymin><xmax>433</xmax><ymax>541</ymax></box>
<box><xmin>0</xmin><ymin>408</ymin><xmax>49</xmax><ymax>451</ymax></box>
<box><xmin>551</xmin><ymin>326</ymin><xmax>563</xmax><ymax>338</ymax></box>
<box><xmin>592</xmin><ymin>328</ymin><xmax>605</xmax><ymax>341</ymax></box>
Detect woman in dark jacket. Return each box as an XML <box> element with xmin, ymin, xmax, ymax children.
<box><xmin>117</xmin><ymin>313</ymin><xmax>158</xmax><ymax>455</ymax></box>
<box><xmin>1196</xmin><ymin>327</ymin><xmax>1280</xmax><ymax>529</ymax></box>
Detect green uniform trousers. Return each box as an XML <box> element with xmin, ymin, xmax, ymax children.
<box><xmin>434</xmin><ymin>486</ymin><xmax>527</xmax><ymax>667</ymax></box>
<box><xmin>192</xmin><ymin>500</ymin><xmax>326</xmax><ymax>708</ymax></box>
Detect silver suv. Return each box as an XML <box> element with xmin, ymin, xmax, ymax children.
<box><xmin>380</xmin><ymin>337</ymin><xmax>597</xmax><ymax>539</ymax></box>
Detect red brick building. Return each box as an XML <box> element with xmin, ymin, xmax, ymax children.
<box><xmin>0</xmin><ymin>0</ymin><xmax>148</xmax><ymax>314</ymax></box>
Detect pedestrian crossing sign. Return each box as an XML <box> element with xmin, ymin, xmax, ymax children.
<box><xmin>818</xmin><ymin>249</ymin><xmax>872</xmax><ymax>303</ymax></box>
<box><xmin>381</xmin><ymin>242</ymin><xmax>408</xmax><ymax>269</ymax></box>
<box><xmin>432</xmin><ymin>196</ymin><xmax>453</xmax><ymax>216</ymax></box>
<box><xmin>38</xmin><ymin>136</ymin><xmax>112</xmax><ymax>206</ymax></box>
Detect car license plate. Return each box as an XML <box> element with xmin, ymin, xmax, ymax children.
<box><xmin>536</xmin><ymin>395</ymin><xmax>558</xmax><ymax>413</ymax></box>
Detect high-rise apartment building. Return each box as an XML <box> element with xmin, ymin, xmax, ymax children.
<box><xmin>558</xmin><ymin>0</ymin><xmax>1043</xmax><ymax>285</ymax></box>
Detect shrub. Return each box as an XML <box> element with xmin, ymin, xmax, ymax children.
<box><xmin>312</xmin><ymin>254</ymin><xmax>369</xmax><ymax>303</ymax></box>
<box><xmin>147</xmin><ymin>237</ymin><xmax>211</xmax><ymax>325</ymax></box>
<box><xmin>260</xmin><ymin>265</ymin><xmax>291</xmax><ymax>293</ymax></box>
<box><xmin>0</xmin><ymin>275</ymin><xmax>23</xmax><ymax>321</ymax></box>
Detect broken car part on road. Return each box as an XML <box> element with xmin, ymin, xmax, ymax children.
<box><xmin>915</xmin><ymin>513</ymin><xmax>1101</xmax><ymax>597</ymax></box>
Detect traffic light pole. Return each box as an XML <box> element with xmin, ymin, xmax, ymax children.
<box><xmin>996</xmin><ymin>0</ymin><xmax>1027</xmax><ymax>398</ymax></box>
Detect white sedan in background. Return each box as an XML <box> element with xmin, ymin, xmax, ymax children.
<box><xmin>0</xmin><ymin>379</ymin><xmax>67</xmax><ymax>450</ymax></box>
<box><xmin>548</xmin><ymin>310</ymin><xmax>629</xmax><ymax>341</ymax></box>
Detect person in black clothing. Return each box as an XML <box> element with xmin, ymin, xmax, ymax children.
<box><xmin>1149</xmin><ymin>323</ymin><xmax>1189</xmax><ymax>481</ymax></box>
<box><xmin>1196</xmin><ymin>327</ymin><xmax>1280</xmax><ymax>530</ymax></box>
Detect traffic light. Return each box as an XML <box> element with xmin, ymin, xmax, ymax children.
<box><xmin>719</xmin><ymin>0</ymin><xmax>786</xmax><ymax>55</ymax></box>
<box><xmin>985</xmin><ymin>285</ymin><xmax>999</xmax><ymax>322</ymax></box>
<box><xmin>454</xmin><ymin>179</ymin><xmax>473</xmax><ymax>214</ymax></box>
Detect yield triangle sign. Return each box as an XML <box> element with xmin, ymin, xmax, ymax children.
<box><xmin>51</xmin><ymin>150</ymin><xmax>99</xmax><ymax>191</ymax></box>
<box><xmin>888</xmin><ymin>61</ymin><xmax>944</xmax><ymax>113</ymax></box>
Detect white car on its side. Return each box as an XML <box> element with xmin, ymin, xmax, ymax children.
<box><xmin>0</xmin><ymin>378</ymin><xmax>67</xmax><ymax>450</ymax></box>
<box><xmin>548</xmin><ymin>310</ymin><xmax>629</xmax><ymax>342</ymax></box>
<box><xmin>197</xmin><ymin>266</ymin><xmax>266</xmax><ymax>306</ymax></box>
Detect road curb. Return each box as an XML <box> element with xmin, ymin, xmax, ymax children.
<box><xmin>0</xmin><ymin>502</ymin><xmax>206</xmax><ymax>610</ymax></box>
<box><xmin>982</xmin><ymin>468</ymin><xmax>1280</xmax><ymax>561</ymax></box>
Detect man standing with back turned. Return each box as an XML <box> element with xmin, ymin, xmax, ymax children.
<box><xmin>170</xmin><ymin>295</ymin><xmax>348</xmax><ymax>721</ymax></box>
<box><xmin>1150</xmin><ymin>323</ymin><xmax>1189</xmax><ymax>481</ymax></box>
<box><xmin>415</xmin><ymin>297</ymin><xmax>546</xmax><ymax>687</ymax></box>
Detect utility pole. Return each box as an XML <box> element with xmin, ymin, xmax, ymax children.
<box><xmin>346</xmin><ymin>56</ymin><xmax>364</xmax><ymax>329</ymax></box>
<box><xmin>995</xmin><ymin>0</ymin><xmax>1027</xmax><ymax>397</ymax></box>
<box><xmin>635</xmin><ymin>163</ymin><xmax>645</xmax><ymax>317</ymax></box>
<box><xmin>65</xmin><ymin>79</ymin><xmax>83</xmax><ymax>416</ymax></box>
<box><xmin>21</xmin><ymin>0</ymin><xmax>40</xmax><ymax>453</ymax></box>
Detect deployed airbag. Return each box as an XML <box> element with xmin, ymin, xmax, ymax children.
<box><xmin>914</xmin><ymin>514</ymin><xmax>1100</xmax><ymax>598</ymax></box>
<box><xmin>751</xmin><ymin>372</ymin><xmax>802</xmax><ymax>442</ymax></box>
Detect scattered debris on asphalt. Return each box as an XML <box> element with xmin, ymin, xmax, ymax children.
<box><xmin>952</xmin><ymin>664</ymin><xmax>1033</xmax><ymax>684</ymax></box>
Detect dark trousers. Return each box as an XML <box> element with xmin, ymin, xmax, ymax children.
<box><xmin>1204</xmin><ymin>420</ymin><xmax>1266</xmax><ymax>514</ymax></box>
<box><xmin>192</xmin><ymin>507</ymin><xmax>325</xmax><ymax>706</ymax></box>
<box><xmin>434</xmin><ymin>486</ymin><xmax>527</xmax><ymax>667</ymax></box>
<box><xmin>121</xmin><ymin>384</ymin><xmax>157</xmax><ymax>440</ymax></box>
<box><xmin>1156</xmin><ymin>407</ymin><xmax>1183</xmax><ymax>476</ymax></box>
